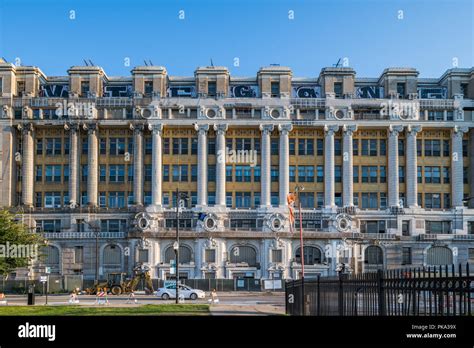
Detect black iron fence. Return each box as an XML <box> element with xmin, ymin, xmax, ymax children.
<box><xmin>286</xmin><ymin>263</ymin><xmax>473</xmax><ymax>316</ymax></box>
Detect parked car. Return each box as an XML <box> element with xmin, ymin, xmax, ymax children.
<box><xmin>155</xmin><ymin>283</ymin><xmax>206</xmax><ymax>300</ymax></box>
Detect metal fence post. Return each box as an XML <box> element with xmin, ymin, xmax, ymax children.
<box><xmin>338</xmin><ymin>273</ymin><xmax>344</xmax><ymax>316</ymax></box>
<box><xmin>377</xmin><ymin>269</ymin><xmax>386</xmax><ymax>316</ymax></box>
<box><xmin>317</xmin><ymin>274</ymin><xmax>321</xmax><ymax>316</ymax></box>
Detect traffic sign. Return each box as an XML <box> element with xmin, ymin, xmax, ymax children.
<box><xmin>45</xmin><ymin>267</ymin><xmax>51</xmax><ymax>274</ymax></box>
<box><xmin>40</xmin><ymin>276</ymin><xmax>47</xmax><ymax>283</ymax></box>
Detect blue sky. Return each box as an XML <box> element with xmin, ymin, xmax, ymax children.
<box><xmin>0</xmin><ymin>0</ymin><xmax>472</xmax><ymax>78</ymax></box>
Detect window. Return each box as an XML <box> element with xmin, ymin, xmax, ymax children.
<box><xmin>334</xmin><ymin>139</ymin><xmax>341</xmax><ymax>156</ymax></box>
<box><xmin>443</xmin><ymin>193</ymin><xmax>450</xmax><ymax>209</ymax></box>
<box><xmin>63</xmin><ymin>165</ymin><xmax>69</xmax><ymax>182</ymax></box>
<box><xmin>271</xmin><ymin>81</ymin><xmax>280</xmax><ymax>97</ymax></box>
<box><xmin>402</xmin><ymin>247</ymin><xmax>412</xmax><ymax>265</ymax></box>
<box><xmin>145</xmin><ymin>165</ymin><xmax>152</xmax><ymax>182</ymax></box>
<box><xmin>208</xmin><ymin>81</ymin><xmax>217</xmax><ymax>97</ymax></box>
<box><xmin>44</xmin><ymin>192</ymin><xmax>62</xmax><ymax>208</ymax></box>
<box><xmin>334</xmin><ymin>82</ymin><xmax>343</xmax><ymax>98</ymax></box>
<box><xmin>208</xmin><ymin>137</ymin><xmax>216</xmax><ymax>155</ymax></box>
<box><xmin>399</xmin><ymin>166</ymin><xmax>405</xmax><ymax>183</ymax></box>
<box><xmin>253</xmin><ymin>166</ymin><xmax>260</xmax><ymax>182</ymax></box>
<box><xmin>226</xmin><ymin>166</ymin><xmax>233</xmax><ymax>182</ymax></box>
<box><xmin>36</xmin><ymin>138</ymin><xmax>43</xmax><ymax>155</ymax></box>
<box><xmin>352</xmin><ymin>139</ymin><xmax>359</xmax><ymax>156</ymax></box>
<box><xmin>163</xmin><ymin>165</ymin><xmax>169</xmax><ymax>181</ymax></box>
<box><xmin>144</xmin><ymin>81</ymin><xmax>153</xmax><ymax>96</ymax></box>
<box><xmin>235</xmin><ymin>192</ymin><xmax>251</xmax><ymax>208</ymax></box>
<box><xmin>109</xmin><ymin>165</ymin><xmax>125</xmax><ymax>183</ymax></box>
<box><xmin>35</xmin><ymin>193</ymin><xmax>42</xmax><ymax>207</ymax></box>
<box><xmin>425</xmin><ymin>166</ymin><xmax>441</xmax><ymax>184</ymax></box>
<box><xmin>35</xmin><ymin>165</ymin><xmax>43</xmax><ymax>182</ymax></box>
<box><xmin>361</xmin><ymin>193</ymin><xmax>378</xmax><ymax>209</ymax></box>
<box><xmin>469</xmin><ymin>248</ymin><xmax>474</xmax><ymax>262</ymax></box>
<box><xmin>289</xmin><ymin>138</ymin><xmax>296</xmax><ymax>155</ymax></box>
<box><xmin>361</xmin><ymin>139</ymin><xmax>377</xmax><ymax>156</ymax></box>
<box><xmin>80</xmin><ymin>81</ymin><xmax>90</xmax><ymax>97</ymax></box>
<box><xmin>428</xmin><ymin>111</ymin><xmax>444</xmax><ymax>121</ymax></box>
<box><xmin>379</xmin><ymin>139</ymin><xmax>386</xmax><ymax>156</ymax></box>
<box><xmin>443</xmin><ymin>167</ymin><xmax>450</xmax><ymax>184</ymax></box>
<box><xmin>426</xmin><ymin>246</ymin><xmax>453</xmax><ymax>265</ymax></box>
<box><xmin>271</xmin><ymin>166</ymin><xmax>279</xmax><ymax>182</ymax></box>
<box><xmin>379</xmin><ymin>166</ymin><xmax>386</xmax><ymax>183</ymax></box>
<box><xmin>365</xmin><ymin>246</ymin><xmax>383</xmax><ymax>264</ymax></box>
<box><xmin>398</xmin><ymin>139</ymin><xmax>405</xmax><ymax>156</ymax></box>
<box><xmin>424</xmin><ymin>193</ymin><xmax>441</xmax><ymax>209</ymax></box>
<box><xmin>380</xmin><ymin>193</ymin><xmax>387</xmax><ymax>209</ymax></box>
<box><xmin>109</xmin><ymin>138</ymin><xmax>126</xmax><ymax>155</ymax></box>
<box><xmin>417</xmin><ymin>139</ymin><xmax>422</xmax><ymax>156</ymax></box>
<box><xmin>361</xmin><ymin>166</ymin><xmax>377</xmax><ymax>183</ymax></box>
<box><xmin>426</xmin><ymin>221</ymin><xmax>451</xmax><ymax>234</ymax></box>
<box><xmin>191</xmin><ymin>165</ymin><xmax>197</xmax><ymax>182</ymax></box>
<box><xmin>101</xmin><ymin>219</ymin><xmax>127</xmax><ymax>232</ymax></box>
<box><xmin>461</xmin><ymin>83</ymin><xmax>468</xmax><ymax>97</ymax></box>
<box><xmin>100</xmin><ymin>138</ymin><xmax>107</xmax><ymax>155</ymax></box>
<box><xmin>396</xmin><ymin>83</ymin><xmax>406</xmax><ymax>98</ymax></box>
<box><xmin>208</xmin><ymin>165</ymin><xmax>216</xmax><ymax>182</ymax></box>
<box><xmin>417</xmin><ymin>166</ymin><xmax>422</xmax><ymax>183</ymax></box>
<box><xmin>464</xmin><ymin>167</ymin><xmax>469</xmax><ymax>184</ymax></box>
<box><xmin>172</xmin><ymin>165</ymin><xmax>188</xmax><ymax>181</ymax></box>
<box><xmin>335</xmin><ymin>166</ymin><xmax>341</xmax><ymax>183</ymax></box>
<box><xmin>226</xmin><ymin>192</ymin><xmax>233</xmax><ymax>208</ymax></box>
<box><xmin>295</xmin><ymin>246</ymin><xmax>322</xmax><ymax>265</ymax></box>
<box><xmin>230</xmin><ymin>245</ymin><xmax>257</xmax><ymax>266</ymax></box>
<box><xmin>145</xmin><ymin>137</ymin><xmax>152</xmax><ymax>155</ymax></box>
<box><xmin>271</xmin><ymin>138</ymin><xmax>279</xmax><ymax>155</ymax></box>
<box><xmin>298</xmin><ymin>139</ymin><xmax>314</xmax><ymax>155</ymax></box>
<box><xmin>82</xmin><ymin>137</ymin><xmax>88</xmax><ymax>155</ymax></box>
<box><xmin>353</xmin><ymin>166</ymin><xmax>359</xmax><ymax>183</ymax></box>
<box><xmin>46</xmin><ymin>138</ymin><xmax>62</xmax><ymax>155</ymax></box>
<box><xmin>37</xmin><ymin>219</ymin><xmax>61</xmax><ymax>233</ymax></box>
<box><xmin>128</xmin><ymin>165</ymin><xmax>134</xmax><ymax>182</ymax></box>
<box><xmin>299</xmin><ymin>192</ymin><xmax>315</xmax><ymax>208</ymax></box>
<box><xmin>316</xmin><ymin>192</ymin><xmax>324</xmax><ymax>207</ymax></box>
<box><xmin>108</xmin><ymin>192</ymin><xmax>126</xmax><ymax>208</ymax></box>
<box><xmin>316</xmin><ymin>139</ymin><xmax>324</xmax><ymax>155</ymax></box>
<box><xmin>424</xmin><ymin>140</ymin><xmax>441</xmax><ymax>156</ymax></box>
<box><xmin>235</xmin><ymin>166</ymin><xmax>243</xmax><ymax>182</ymax></box>
<box><xmin>402</xmin><ymin>221</ymin><xmax>410</xmax><ymax>236</ymax></box>
<box><xmin>316</xmin><ymin>166</ymin><xmax>324</xmax><ymax>183</ymax></box>
<box><xmin>45</xmin><ymin>165</ymin><xmax>62</xmax><ymax>182</ymax></box>
<box><xmin>271</xmin><ymin>192</ymin><xmax>279</xmax><ymax>206</ymax></box>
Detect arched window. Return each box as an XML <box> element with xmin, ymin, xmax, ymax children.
<box><xmin>164</xmin><ymin>245</ymin><xmax>192</xmax><ymax>264</ymax></box>
<box><xmin>295</xmin><ymin>246</ymin><xmax>322</xmax><ymax>265</ymax></box>
<box><xmin>229</xmin><ymin>245</ymin><xmax>257</xmax><ymax>266</ymax></box>
<box><xmin>103</xmin><ymin>245</ymin><xmax>121</xmax><ymax>266</ymax></box>
<box><xmin>42</xmin><ymin>246</ymin><xmax>59</xmax><ymax>265</ymax></box>
<box><xmin>427</xmin><ymin>246</ymin><xmax>453</xmax><ymax>265</ymax></box>
<box><xmin>365</xmin><ymin>246</ymin><xmax>383</xmax><ymax>265</ymax></box>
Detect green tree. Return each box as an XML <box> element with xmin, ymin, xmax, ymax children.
<box><xmin>0</xmin><ymin>210</ymin><xmax>43</xmax><ymax>277</ymax></box>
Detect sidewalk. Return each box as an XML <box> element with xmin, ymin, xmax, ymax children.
<box><xmin>209</xmin><ymin>303</ymin><xmax>285</xmax><ymax>316</ymax></box>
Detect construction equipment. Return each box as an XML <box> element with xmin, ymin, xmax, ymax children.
<box><xmin>85</xmin><ymin>264</ymin><xmax>154</xmax><ymax>295</ymax></box>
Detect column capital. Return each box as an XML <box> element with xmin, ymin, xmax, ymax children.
<box><xmin>129</xmin><ymin>122</ymin><xmax>146</xmax><ymax>133</ymax></box>
<box><xmin>453</xmin><ymin>125</ymin><xmax>468</xmax><ymax>138</ymax></box>
<box><xmin>259</xmin><ymin>124</ymin><xmax>275</xmax><ymax>134</ymax></box>
<box><xmin>148</xmin><ymin>123</ymin><xmax>163</xmax><ymax>135</ymax></box>
<box><xmin>324</xmin><ymin>124</ymin><xmax>339</xmax><ymax>136</ymax></box>
<box><xmin>406</xmin><ymin>125</ymin><xmax>422</xmax><ymax>136</ymax></box>
<box><xmin>213</xmin><ymin>123</ymin><xmax>228</xmax><ymax>135</ymax></box>
<box><xmin>64</xmin><ymin>122</ymin><xmax>80</xmax><ymax>132</ymax></box>
<box><xmin>342</xmin><ymin>124</ymin><xmax>357</xmax><ymax>136</ymax></box>
<box><xmin>17</xmin><ymin>122</ymin><xmax>34</xmax><ymax>134</ymax></box>
<box><xmin>195</xmin><ymin>123</ymin><xmax>210</xmax><ymax>133</ymax></box>
<box><xmin>82</xmin><ymin>122</ymin><xmax>98</xmax><ymax>134</ymax></box>
<box><xmin>278</xmin><ymin>123</ymin><xmax>293</xmax><ymax>135</ymax></box>
<box><xmin>389</xmin><ymin>125</ymin><xmax>404</xmax><ymax>137</ymax></box>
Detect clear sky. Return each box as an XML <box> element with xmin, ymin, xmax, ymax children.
<box><xmin>0</xmin><ymin>0</ymin><xmax>472</xmax><ymax>78</ymax></box>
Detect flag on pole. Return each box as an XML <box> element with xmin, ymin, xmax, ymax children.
<box><xmin>287</xmin><ymin>193</ymin><xmax>296</xmax><ymax>232</ymax></box>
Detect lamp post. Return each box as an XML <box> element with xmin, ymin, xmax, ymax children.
<box><xmin>294</xmin><ymin>185</ymin><xmax>305</xmax><ymax>315</ymax></box>
<box><xmin>174</xmin><ymin>189</ymin><xmax>188</xmax><ymax>304</ymax></box>
<box><xmin>81</xmin><ymin>220</ymin><xmax>100</xmax><ymax>285</ymax></box>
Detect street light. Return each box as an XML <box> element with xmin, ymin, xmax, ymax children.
<box><xmin>81</xmin><ymin>220</ymin><xmax>101</xmax><ymax>285</ymax></box>
<box><xmin>294</xmin><ymin>185</ymin><xmax>305</xmax><ymax>315</ymax></box>
<box><xmin>174</xmin><ymin>189</ymin><xmax>189</xmax><ymax>304</ymax></box>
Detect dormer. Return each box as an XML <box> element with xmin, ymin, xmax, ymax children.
<box><xmin>258</xmin><ymin>66</ymin><xmax>292</xmax><ymax>98</ymax></box>
<box><xmin>68</xmin><ymin>65</ymin><xmax>106</xmax><ymax>98</ymax></box>
<box><xmin>378</xmin><ymin>68</ymin><xmax>419</xmax><ymax>99</ymax></box>
<box><xmin>438</xmin><ymin>68</ymin><xmax>473</xmax><ymax>99</ymax></box>
<box><xmin>194</xmin><ymin>66</ymin><xmax>229</xmax><ymax>98</ymax></box>
<box><xmin>318</xmin><ymin>67</ymin><xmax>355</xmax><ymax>98</ymax></box>
<box><xmin>131</xmin><ymin>66</ymin><xmax>167</xmax><ymax>98</ymax></box>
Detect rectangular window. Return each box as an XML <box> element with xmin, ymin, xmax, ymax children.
<box><xmin>144</xmin><ymin>81</ymin><xmax>153</xmax><ymax>96</ymax></box>
<box><xmin>145</xmin><ymin>165</ymin><xmax>152</xmax><ymax>182</ymax></box>
<box><xmin>191</xmin><ymin>165</ymin><xmax>197</xmax><ymax>182</ymax></box>
<box><xmin>271</xmin><ymin>166</ymin><xmax>279</xmax><ymax>182</ymax></box>
<box><xmin>163</xmin><ymin>138</ymin><xmax>170</xmax><ymax>154</ymax></box>
<box><xmin>109</xmin><ymin>165</ymin><xmax>125</xmax><ymax>183</ymax></box>
<box><xmin>74</xmin><ymin>246</ymin><xmax>84</xmax><ymax>263</ymax></box>
<box><xmin>417</xmin><ymin>139</ymin><xmax>422</xmax><ymax>156</ymax></box>
<box><xmin>316</xmin><ymin>166</ymin><xmax>324</xmax><ymax>183</ymax></box>
<box><xmin>45</xmin><ymin>165</ymin><xmax>62</xmax><ymax>182</ymax></box>
<box><xmin>35</xmin><ymin>165</ymin><xmax>42</xmax><ymax>182</ymax></box>
<box><xmin>100</xmin><ymin>138</ymin><xmax>107</xmax><ymax>155</ymax></box>
<box><xmin>379</xmin><ymin>166</ymin><xmax>386</xmax><ymax>183</ymax></box>
<box><xmin>226</xmin><ymin>165</ymin><xmax>233</xmax><ymax>182</ymax></box>
<box><xmin>205</xmin><ymin>249</ymin><xmax>216</xmax><ymax>263</ymax></box>
<box><xmin>271</xmin><ymin>249</ymin><xmax>283</xmax><ymax>263</ymax></box>
<box><xmin>36</xmin><ymin>138</ymin><xmax>43</xmax><ymax>155</ymax></box>
<box><xmin>417</xmin><ymin>166</ymin><xmax>422</xmax><ymax>184</ymax></box>
<box><xmin>191</xmin><ymin>137</ymin><xmax>198</xmax><ymax>155</ymax></box>
<box><xmin>317</xmin><ymin>139</ymin><xmax>324</xmax><ymax>156</ymax></box>
<box><xmin>443</xmin><ymin>167</ymin><xmax>450</xmax><ymax>183</ymax></box>
<box><xmin>208</xmin><ymin>81</ymin><xmax>217</xmax><ymax>97</ymax></box>
<box><xmin>208</xmin><ymin>137</ymin><xmax>216</xmax><ymax>155</ymax></box>
<box><xmin>379</xmin><ymin>139</ymin><xmax>386</xmax><ymax>156</ymax></box>
<box><xmin>335</xmin><ymin>166</ymin><xmax>342</xmax><ymax>183</ymax></box>
<box><xmin>402</xmin><ymin>247</ymin><xmax>412</xmax><ymax>265</ymax></box>
<box><xmin>271</xmin><ymin>81</ymin><xmax>280</xmax><ymax>97</ymax></box>
<box><xmin>253</xmin><ymin>166</ymin><xmax>260</xmax><ymax>182</ymax></box>
<box><xmin>334</xmin><ymin>82</ymin><xmax>343</xmax><ymax>98</ymax></box>
<box><xmin>289</xmin><ymin>138</ymin><xmax>296</xmax><ymax>155</ymax></box>
<box><xmin>145</xmin><ymin>137</ymin><xmax>152</xmax><ymax>155</ymax></box>
<box><xmin>163</xmin><ymin>165</ymin><xmax>169</xmax><ymax>181</ymax></box>
<box><xmin>271</xmin><ymin>138</ymin><xmax>279</xmax><ymax>155</ymax></box>
<box><xmin>353</xmin><ymin>139</ymin><xmax>359</xmax><ymax>156</ymax></box>
<box><xmin>399</xmin><ymin>166</ymin><xmax>405</xmax><ymax>183</ymax></box>
<box><xmin>334</xmin><ymin>139</ymin><xmax>341</xmax><ymax>156</ymax></box>
<box><xmin>398</xmin><ymin>139</ymin><xmax>405</xmax><ymax>156</ymax></box>
<box><xmin>208</xmin><ymin>165</ymin><xmax>216</xmax><ymax>182</ymax></box>
<box><xmin>353</xmin><ymin>166</ymin><xmax>359</xmax><ymax>183</ymax></box>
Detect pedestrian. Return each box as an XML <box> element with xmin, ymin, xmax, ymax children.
<box><xmin>127</xmin><ymin>290</ymin><xmax>138</xmax><ymax>304</ymax></box>
<box><xmin>210</xmin><ymin>289</ymin><xmax>219</xmax><ymax>304</ymax></box>
<box><xmin>103</xmin><ymin>287</ymin><xmax>109</xmax><ymax>305</ymax></box>
<box><xmin>96</xmin><ymin>288</ymin><xmax>104</xmax><ymax>305</ymax></box>
<box><xmin>0</xmin><ymin>293</ymin><xmax>7</xmax><ymax>305</ymax></box>
<box><xmin>69</xmin><ymin>290</ymin><xmax>79</xmax><ymax>304</ymax></box>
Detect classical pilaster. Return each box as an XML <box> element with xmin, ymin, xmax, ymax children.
<box><xmin>342</xmin><ymin>125</ymin><xmax>357</xmax><ymax>207</ymax></box>
<box><xmin>214</xmin><ymin>124</ymin><xmax>228</xmax><ymax>207</ymax></box>
<box><xmin>19</xmin><ymin>123</ymin><xmax>34</xmax><ymax>207</ymax></box>
<box><xmin>324</xmin><ymin>125</ymin><xmax>339</xmax><ymax>208</ymax></box>
<box><xmin>452</xmin><ymin>126</ymin><xmax>468</xmax><ymax>208</ymax></box>
<box><xmin>195</xmin><ymin>124</ymin><xmax>210</xmax><ymax>207</ymax></box>
<box><xmin>65</xmin><ymin>123</ymin><xmax>80</xmax><ymax>208</ymax></box>
<box><xmin>388</xmin><ymin>125</ymin><xmax>404</xmax><ymax>207</ymax></box>
<box><xmin>85</xmin><ymin>123</ymin><xmax>99</xmax><ymax>207</ymax></box>
<box><xmin>406</xmin><ymin>125</ymin><xmax>421</xmax><ymax>208</ymax></box>
<box><xmin>278</xmin><ymin>124</ymin><xmax>293</xmax><ymax>206</ymax></box>
<box><xmin>131</xmin><ymin>124</ymin><xmax>144</xmax><ymax>205</ymax></box>
<box><xmin>260</xmin><ymin>124</ymin><xmax>274</xmax><ymax>208</ymax></box>
<box><xmin>149</xmin><ymin>124</ymin><xmax>163</xmax><ymax>207</ymax></box>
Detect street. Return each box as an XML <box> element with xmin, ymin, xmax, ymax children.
<box><xmin>0</xmin><ymin>292</ymin><xmax>286</xmax><ymax>316</ymax></box>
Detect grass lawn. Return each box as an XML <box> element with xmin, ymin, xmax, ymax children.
<box><xmin>0</xmin><ymin>304</ymin><xmax>210</xmax><ymax>316</ymax></box>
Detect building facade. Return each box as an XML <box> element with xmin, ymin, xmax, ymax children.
<box><xmin>1</xmin><ymin>59</ymin><xmax>474</xmax><ymax>280</ymax></box>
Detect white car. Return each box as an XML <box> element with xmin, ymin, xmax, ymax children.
<box><xmin>155</xmin><ymin>284</ymin><xmax>206</xmax><ymax>300</ymax></box>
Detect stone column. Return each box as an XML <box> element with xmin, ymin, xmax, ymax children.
<box><xmin>452</xmin><ymin>126</ymin><xmax>468</xmax><ymax>208</ymax></box>
<box><xmin>85</xmin><ymin>123</ymin><xmax>99</xmax><ymax>207</ymax></box>
<box><xmin>214</xmin><ymin>124</ymin><xmax>228</xmax><ymax>207</ymax></box>
<box><xmin>195</xmin><ymin>124</ymin><xmax>209</xmax><ymax>207</ymax></box>
<box><xmin>20</xmin><ymin>123</ymin><xmax>34</xmax><ymax>207</ymax></box>
<box><xmin>342</xmin><ymin>125</ymin><xmax>357</xmax><ymax>207</ymax></box>
<box><xmin>406</xmin><ymin>125</ymin><xmax>421</xmax><ymax>208</ymax></box>
<box><xmin>260</xmin><ymin>124</ymin><xmax>274</xmax><ymax>208</ymax></box>
<box><xmin>324</xmin><ymin>125</ymin><xmax>339</xmax><ymax>208</ymax></box>
<box><xmin>66</xmin><ymin>123</ymin><xmax>79</xmax><ymax>208</ymax></box>
<box><xmin>149</xmin><ymin>124</ymin><xmax>163</xmax><ymax>207</ymax></box>
<box><xmin>388</xmin><ymin>125</ymin><xmax>404</xmax><ymax>207</ymax></box>
<box><xmin>132</xmin><ymin>124</ymin><xmax>144</xmax><ymax>205</ymax></box>
<box><xmin>278</xmin><ymin>124</ymin><xmax>293</xmax><ymax>206</ymax></box>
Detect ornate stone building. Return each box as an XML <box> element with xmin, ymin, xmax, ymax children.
<box><xmin>1</xmin><ymin>59</ymin><xmax>473</xmax><ymax>280</ymax></box>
